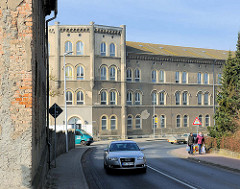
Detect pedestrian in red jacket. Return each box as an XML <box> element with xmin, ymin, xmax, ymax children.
<box><xmin>195</xmin><ymin>132</ymin><xmax>204</xmax><ymax>154</ymax></box>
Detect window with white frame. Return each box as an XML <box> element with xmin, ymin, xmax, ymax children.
<box><xmin>127</xmin><ymin>91</ymin><xmax>132</xmax><ymax>105</ymax></box>
<box><xmin>204</xmin><ymin>93</ymin><xmax>209</xmax><ymax>105</ymax></box>
<box><xmin>110</xmin><ymin>43</ymin><xmax>115</xmax><ymax>57</ymax></box>
<box><xmin>65</xmin><ymin>66</ymin><xmax>73</xmax><ymax>80</ymax></box>
<box><xmin>110</xmin><ymin>116</ymin><xmax>116</xmax><ymax>130</ymax></box>
<box><xmin>77</xmin><ymin>66</ymin><xmax>84</xmax><ymax>80</ymax></box>
<box><xmin>110</xmin><ymin>91</ymin><xmax>116</xmax><ymax>105</ymax></box>
<box><xmin>159</xmin><ymin>92</ymin><xmax>164</xmax><ymax>105</ymax></box>
<box><xmin>152</xmin><ymin>70</ymin><xmax>156</xmax><ymax>83</ymax></box>
<box><xmin>182</xmin><ymin>71</ymin><xmax>187</xmax><ymax>84</ymax></box>
<box><xmin>109</xmin><ymin>67</ymin><xmax>116</xmax><ymax>81</ymax></box>
<box><xmin>176</xmin><ymin>91</ymin><xmax>180</xmax><ymax>105</ymax></box>
<box><xmin>199</xmin><ymin>115</ymin><xmax>202</xmax><ymax>126</ymax></box>
<box><xmin>66</xmin><ymin>91</ymin><xmax>73</xmax><ymax>105</ymax></box>
<box><xmin>197</xmin><ymin>92</ymin><xmax>202</xmax><ymax>105</ymax></box>
<box><xmin>152</xmin><ymin>92</ymin><xmax>157</xmax><ymax>105</ymax></box>
<box><xmin>77</xmin><ymin>91</ymin><xmax>84</xmax><ymax>105</ymax></box>
<box><xmin>76</xmin><ymin>41</ymin><xmax>84</xmax><ymax>55</ymax></box>
<box><xmin>176</xmin><ymin>115</ymin><xmax>180</xmax><ymax>127</ymax></box>
<box><xmin>152</xmin><ymin>115</ymin><xmax>157</xmax><ymax>129</ymax></box>
<box><xmin>197</xmin><ymin>72</ymin><xmax>202</xmax><ymax>84</ymax></box>
<box><xmin>136</xmin><ymin>115</ymin><xmax>141</xmax><ymax>129</ymax></box>
<box><xmin>205</xmin><ymin>115</ymin><xmax>210</xmax><ymax>126</ymax></box>
<box><xmin>100</xmin><ymin>66</ymin><xmax>107</xmax><ymax>80</ymax></box>
<box><xmin>135</xmin><ymin>92</ymin><xmax>141</xmax><ymax>105</ymax></box>
<box><xmin>101</xmin><ymin>91</ymin><xmax>107</xmax><ymax>105</ymax></box>
<box><xmin>217</xmin><ymin>73</ymin><xmax>222</xmax><ymax>84</ymax></box>
<box><xmin>101</xmin><ymin>116</ymin><xmax>107</xmax><ymax>130</ymax></box>
<box><xmin>159</xmin><ymin>70</ymin><xmax>164</xmax><ymax>83</ymax></box>
<box><xmin>100</xmin><ymin>42</ymin><xmax>106</xmax><ymax>56</ymax></box>
<box><xmin>204</xmin><ymin>73</ymin><xmax>208</xmax><ymax>84</ymax></box>
<box><xmin>175</xmin><ymin>71</ymin><xmax>180</xmax><ymax>83</ymax></box>
<box><xmin>135</xmin><ymin>69</ymin><xmax>140</xmax><ymax>82</ymax></box>
<box><xmin>65</xmin><ymin>41</ymin><xmax>72</xmax><ymax>54</ymax></box>
<box><xmin>183</xmin><ymin>91</ymin><xmax>187</xmax><ymax>105</ymax></box>
<box><xmin>127</xmin><ymin>115</ymin><xmax>133</xmax><ymax>129</ymax></box>
<box><xmin>183</xmin><ymin>115</ymin><xmax>188</xmax><ymax>127</ymax></box>
<box><xmin>160</xmin><ymin>115</ymin><xmax>165</xmax><ymax>128</ymax></box>
<box><xmin>126</xmin><ymin>69</ymin><xmax>132</xmax><ymax>82</ymax></box>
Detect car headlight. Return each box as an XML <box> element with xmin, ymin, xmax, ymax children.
<box><xmin>137</xmin><ymin>156</ymin><xmax>144</xmax><ymax>160</ymax></box>
<box><xmin>108</xmin><ymin>157</ymin><xmax>118</xmax><ymax>161</ymax></box>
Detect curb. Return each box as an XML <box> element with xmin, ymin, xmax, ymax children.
<box><xmin>187</xmin><ymin>157</ymin><xmax>240</xmax><ymax>173</ymax></box>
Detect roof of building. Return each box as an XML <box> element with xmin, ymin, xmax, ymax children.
<box><xmin>126</xmin><ymin>41</ymin><xmax>233</xmax><ymax>60</ymax></box>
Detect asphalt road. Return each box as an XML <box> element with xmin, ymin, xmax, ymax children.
<box><xmin>82</xmin><ymin>141</ymin><xmax>240</xmax><ymax>189</ymax></box>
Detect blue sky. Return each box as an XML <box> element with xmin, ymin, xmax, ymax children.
<box><xmin>49</xmin><ymin>0</ymin><xmax>240</xmax><ymax>51</ymax></box>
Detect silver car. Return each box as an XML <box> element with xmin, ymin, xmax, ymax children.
<box><xmin>104</xmin><ymin>140</ymin><xmax>147</xmax><ymax>173</ymax></box>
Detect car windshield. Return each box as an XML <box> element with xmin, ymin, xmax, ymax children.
<box><xmin>109</xmin><ymin>143</ymin><xmax>140</xmax><ymax>152</ymax></box>
<box><xmin>80</xmin><ymin>129</ymin><xmax>89</xmax><ymax>135</ymax></box>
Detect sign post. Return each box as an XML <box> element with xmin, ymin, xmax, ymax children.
<box><xmin>49</xmin><ymin>103</ymin><xmax>63</xmax><ymax>167</ymax></box>
<box><xmin>192</xmin><ymin>117</ymin><xmax>202</xmax><ymax>135</ymax></box>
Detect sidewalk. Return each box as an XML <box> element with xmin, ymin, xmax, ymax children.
<box><xmin>45</xmin><ymin>146</ymin><xmax>89</xmax><ymax>189</ymax></box>
<box><xmin>171</xmin><ymin>147</ymin><xmax>240</xmax><ymax>172</ymax></box>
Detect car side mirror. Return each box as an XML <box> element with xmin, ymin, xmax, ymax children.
<box><xmin>140</xmin><ymin>147</ymin><xmax>145</xmax><ymax>151</ymax></box>
<box><xmin>104</xmin><ymin>148</ymin><xmax>108</xmax><ymax>152</ymax></box>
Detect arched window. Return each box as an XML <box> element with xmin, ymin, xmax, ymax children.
<box><xmin>77</xmin><ymin>91</ymin><xmax>84</xmax><ymax>105</ymax></box>
<box><xmin>101</xmin><ymin>116</ymin><xmax>107</xmax><ymax>130</ymax></box>
<box><xmin>204</xmin><ymin>93</ymin><xmax>209</xmax><ymax>105</ymax></box>
<box><xmin>176</xmin><ymin>115</ymin><xmax>181</xmax><ymax>127</ymax></box>
<box><xmin>110</xmin><ymin>91</ymin><xmax>116</xmax><ymax>105</ymax></box>
<box><xmin>183</xmin><ymin>115</ymin><xmax>188</xmax><ymax>127</ymax></box>
<box><xmin>199</xmin><ymin>115</ymin><xmax>202</xmax><ymax>126</ymax></box>
<box><xmin>110</xmin><ymin>116</ymin><xmax>116</xmax><ymax>130</ymax></box>
<box><xmin>101</xmin><ymin>91</ymin><xmax>107</xmax><ymax>105</ymax></box>
<box><xmin>152</xmin><ymin>115</ymin><xmax>157</xmax><ymax>129</ymax></box>
<box><xmin>183</xmin><ymin>91</ymin><xmax>188</xmax><ymax>105</ymax></box>
<box><xmin>76</xmin><ymin>41</ymin><xmax>84</xmax><ymax>55</ymax></box>
<box><xmin>159</xmin><ymin>70</ymin><xmax>164</xmax><ymax>83</ymax></box>
<box><xmin>136</xmin><ymin>115</ymin><xmax>141</xmax><ymax>129</ymax></box>
<box><xmin>65</xmin><ymin>41</ymin><xmax>72</xmax><ymax>54</ymax></box>
<box><xmin>126</xmin><ymin>69</ymin><xmax>132</xmax><ymax>81</ymax></box>
<box><xmin>77</xmin><ymin>66</ymin><xmax>84</xmax><ymax>80</ymax></box>
<box><xmin>204</xmin><ymin>73</ymin><xmax>208</xmax><ymax>84</ymax></box>
<box><xmin>159</xmin><ymin>92</ymin><xmax>164</xmax><ymax>105</ymax></box>
<box><xmin>135</xmin><ymin>69</ymin><xmax>140</xmax><ymax>82</ymax></box>
<box><xmin>100</xmin><ymin>42</ymin><xmax>106</xmax><ymax>56</ymax></box>
<box><xmin>110</xmin><ymin>43</ymin><xmax>115</xmax><ymax>57</ymax></box>
<box><xmin>135</xmin><ymin>92</ymin><xmax>141</xmax><ymax>105</ymax></box>
<box><xmin>197</xmin><ymin>92</ymin><xmax>202</xmax><ymax>105</ymax></box>
<box><xmin>100</xmin><ymin>66</ymin><xmax>107</xmax><ymax>80</ymax></box>
<box><xmin>197</xmin><ymin>72</ymin><xmax>202</xmax><ymax>84</ymax></box>
<box><xmin>175</xmin><ymin>91</ymin><xmax>180</xmax><ymax>105</ymax></box>
<box><xmin>65</xmin><ymin>66</ymin><xmax>73</xmax><ymax>80</ymax></box>
<box><xmin>127</xmin><ymin>91</ymin><xmax>132</xmax><ymax>105</ymax></box>
<box><xmin>66</xmin><ymin>91</ymin><xmax>73</xmax><ymax>105</ymax></box>
<box><xmin>152</xmin><ymin>70</ymin><xmax>156</xmax><ymax>83</ymax></box>
<box><xmin>160</xmin><ymin>115</ymin><xmax>165</xmax><ymax>128</ymax></box>
<box><xmin>175</xmin><ymin>71</ymin><xmax>180</xmax><ymax>83</ymax></box>
<box><xmin>152</xmin><ymin>92</ymin><xmax>157</xmax><ymax>105</ymax></box>
<box><xmin>205</xmin><ymin>115</ymin><xmax>210</xmax><ymax>126</ymax></box>
<box><xmin>182</xmin><ymin>71</ymin><xmax>187</xmax><ymax>84</ymax></box>
<box><xmin>109</xmin><ymin>67</ymin><xmax>116</xmax><ymax>81</ymax></box>
<box><xmin>127</xmin><ymin>115</ymin><xmax>133</xmax><ymax>129</ymax></box>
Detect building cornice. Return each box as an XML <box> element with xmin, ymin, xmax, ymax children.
<box><xmin>127</xmin><ymin>53</ymin><xmax>225</xmax><ymax>65</ymax></box>
<box><xmin>94</xmin><ymin>28</ymin><xmax>122</xmax><ymax>35</ymax></box>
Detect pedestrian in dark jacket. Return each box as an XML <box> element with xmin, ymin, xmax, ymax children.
<box><xmin>195</xmin><ymin>132</ymin><xmax>204</xmax><ymax>154</ymax></box>
<box><xmin>187</xmin><ymin>133</ymin><xmax>194</xmax><ymax>154</ymax></box>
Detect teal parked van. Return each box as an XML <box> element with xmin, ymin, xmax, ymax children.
<box><xmin>75</xmin><ymin>129</ymin><xmax>93</xmax><ymax>146</ymax></box>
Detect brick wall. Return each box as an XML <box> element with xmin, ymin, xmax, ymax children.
<box><xmin>0</xmin><ymin>0</ymin><xmax>48</xmax><ymax>188</ymax></box>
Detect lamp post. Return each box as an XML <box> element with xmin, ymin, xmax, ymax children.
<box><xmin>64</xmin><ymin>51</ymin><xmax>72</xmax><ymax>153</ymax></box>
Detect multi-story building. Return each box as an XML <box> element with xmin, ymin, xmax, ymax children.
<box><xmin>48</xmin><ymin>22</ymin><xmax>228</xmax><ymax>139</ymax></box>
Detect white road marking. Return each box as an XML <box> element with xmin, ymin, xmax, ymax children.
<box><xmin>147</xmin><ymin>165</ymin><xmax>198</xmax><ymax>189</ymax></box>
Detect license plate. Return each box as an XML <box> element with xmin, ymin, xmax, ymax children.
<box><xmin>122</xmin><ymin>162</ymin><xmax>134</xmax><ymax>166</ymax></box>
